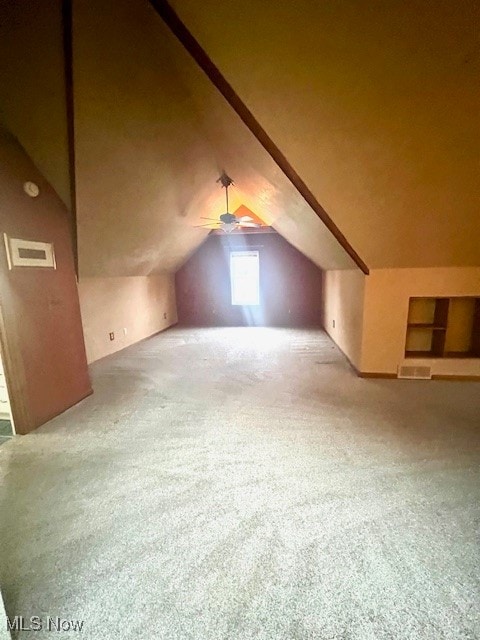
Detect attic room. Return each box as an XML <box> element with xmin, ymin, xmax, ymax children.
<box><xmin>0</xmin><ymin>0</ymin><xmax>479</xmax><ymax>638</ymax></box>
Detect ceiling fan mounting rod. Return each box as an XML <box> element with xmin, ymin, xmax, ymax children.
<box><xmin>217</xmin><ymin>171</ymin><xmax>233</xmax><ymax>213</ymax></box>
<box><xmin>217</xmin><ymin>171</ymin><xmax>234</xmax><ymax>215</ymax></box>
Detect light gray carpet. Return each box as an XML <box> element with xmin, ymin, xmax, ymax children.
<box><xmin>0</xmin><ymin>327</ymin><xmax>479</xmax><ymax>639</ymax></box>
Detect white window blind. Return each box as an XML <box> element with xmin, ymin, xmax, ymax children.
<box><xmin>230</xmin><ymin>251</ymin><xmax>260</xmax><ymax>306</ymax></box>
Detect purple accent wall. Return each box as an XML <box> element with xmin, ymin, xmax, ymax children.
<box><xmin>175</xmin><ymin>231</ymin><xmax>323</xmax><ymax>326</ymax></box>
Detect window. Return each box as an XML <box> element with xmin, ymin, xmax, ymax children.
<box><xmin>230</xmin><ymin>251</ymin><xmax>260</xmax><ymax>306</ymax></box>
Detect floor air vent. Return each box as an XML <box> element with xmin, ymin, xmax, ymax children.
<box><xmin>398</xmin><ymin>365</ymin><xmax>432</xmax><ymax>380</ymax></box>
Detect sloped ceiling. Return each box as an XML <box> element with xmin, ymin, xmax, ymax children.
<box><xmin>3</xmin><ymin>0</ymin><xmax>475</xmax><ymax>277</ymax></box>
<box><xmin>166</xmin><ymin>0</ymin><xmax>480</xmax><ymax>268</ymax></box>
<box><xmin>0</xmin><ymin>0</ymin><xmax>70</xmax><ymax>207</ymax></box>
<box><xmin>73</xmin><ymin>0</ymin><xmax>357</xmax><ymax>277</ymax></box>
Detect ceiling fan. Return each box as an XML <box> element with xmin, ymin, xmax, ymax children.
<box><xmin>195</xmin><ymin>172</ymin><xmax>263</xmax><ymax>233</ymax></box>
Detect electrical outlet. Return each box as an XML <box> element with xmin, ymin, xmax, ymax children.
<box><xmin>123</xmin><ymin>327</ymin><xmax>127</xmax><ymax>335</ymax></box>
<box><xmin>332</xmin><ymin>320</ymin><xmax>335</xmax><ymax>328</ymax></box>
<box><xmin>109</xmin><ymin>332</ymin><xmax>115</xmax><ymax>341</ymax></box>
<box><xmin>163</xmin><ymin>312</ymin><xmax>167</xmax><ymax>320</ymax></box>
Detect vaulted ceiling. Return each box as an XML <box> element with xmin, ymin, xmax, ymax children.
<box><xmin>166</xmin><ymin>0</ymin><xmax>480</xmax><ymax>269</ymax></box>
<box><xmin>1</xmin><ymin>0</ymin><xmax>478</xmax><ymax>277</ymax></box>
<box><xmin>73</xmin><ymin>0</ymin><xmax>358</xmax><ymax>276</ymax></box>
<box><xmin>0</xmin><ymin>0</ymin><xmax>70</xmax><ymax>206</ymax></box>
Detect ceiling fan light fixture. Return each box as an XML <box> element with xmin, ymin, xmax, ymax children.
<box><xmin>219</xmin><ymin>212</ymin><xmax>236</xmax><ymax>224</ymax></box>
<box><xmin>202</xmin><ymin>172</ymin><xmax>263</xmax><ymax>232</ymax></box>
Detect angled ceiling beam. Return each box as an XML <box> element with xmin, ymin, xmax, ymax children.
<box><xmin>149</xmin><ymin>0</ymin><xmax>369</xmax><ymax>275</ymax></box>
<box><xmin>62</xmin><ymin>0</ymin><xmax>78</xmax><ymax>274</ymax></box>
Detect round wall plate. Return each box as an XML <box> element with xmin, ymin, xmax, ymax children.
<box><xmin>23</xmin><ymin>181</ymin><xmax>40</xmax><ymax>198</ymax></box>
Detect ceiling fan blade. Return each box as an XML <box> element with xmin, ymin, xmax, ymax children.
<box><xmin>194</xmin><ymin>223</ymin><xmax>220</xmax><ymax>227</ymax></box>
<box><xmin>200</xmin><ymin>217</ymin><xmax>221</xmax><ymax>221</ymax></box>
<box><xmin>239</xmin><ymin>216</ymin><xmax>254</xmax><ymax>222</ymax></box>
<box><xmin>239</xmin><ymin>222</ymin><xmax>261</xmax><ymax>228</ymax></box>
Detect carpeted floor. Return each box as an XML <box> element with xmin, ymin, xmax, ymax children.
<box><xmin>0</xmin><ymin>327</ymin><xmax>479</xmax><ymax>639</ymax></box>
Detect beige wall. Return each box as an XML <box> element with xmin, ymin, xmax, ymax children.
<box><xmin>79</xmin><ymin>275</ymin><xmax>177</xmax><ymax>363</ymax></box>
<box><xmin>361</xmin><ymin>268</ymin><xmax>480</xmax><ymax>376</ymax></box>
<box><xmin>322</xmin><ymin>269</ymin><xmax>366</xmax><ymax>370</ymax></box>
<box><xmin>323</xmin><ymin>267</ymin><xmax>480</xmax><ymax>378</ymax></box>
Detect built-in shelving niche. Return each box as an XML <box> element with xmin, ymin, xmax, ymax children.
<box><xmin>405</xmin><ymin>297</ymin><xmax>480</xmax><ymax>359</ymax></box>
